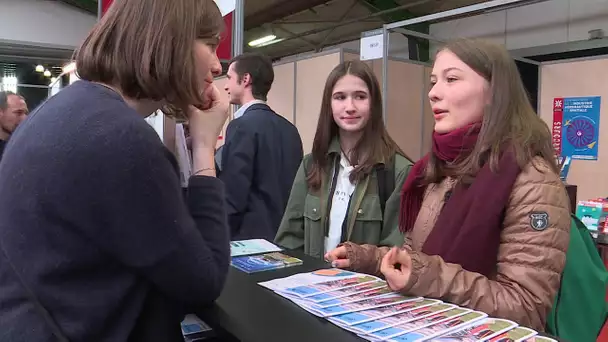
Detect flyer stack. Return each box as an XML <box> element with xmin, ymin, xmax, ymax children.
<box><xmin>259</xmin><ymin>269</ymin><xmax>556</xmax><ymax>342</ymax></box>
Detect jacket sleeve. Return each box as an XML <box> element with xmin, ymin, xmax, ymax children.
<box><xmin>378</xmin><ymin>156</ymin><xmax>412</xmax><ymax>247</ymax></box>
<box><xmin>342</xmin><ymin>155</ymin><xmax>413</xmax><ymax>274</ymax></box>
<box><xmin>219</xmin><ymin>120</ymin><xmax>256</xmax><ymax>237</ymax></box>
<box><xmin>400</xmin><ymin>158</ymin><xmax>571</xmax><ymax>331</ymax></box>
<box><xmin>274</xmin><ymin>156</ymin><xmax>309</xmax><ymax>249</ymax></box>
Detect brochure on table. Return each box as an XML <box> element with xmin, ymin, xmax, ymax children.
<box><xmin>259</xmin><ymin>269</ymin><xmax>557</xmax><ymax>342</ymax></box>
<box><xmin>231</xmin><ymin>252</ymin><xmax>303</xmax><ymax>273</ymax></box>
<box><xmin>229</xmin><ymin>239</ymin><xmax>282</xmax><ymax>257</ymax></box>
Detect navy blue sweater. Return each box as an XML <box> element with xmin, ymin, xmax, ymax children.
<box><xmin>0</xmin><ymin>81</ymin><xmax>230</xmax><ymax>341</ymax></box>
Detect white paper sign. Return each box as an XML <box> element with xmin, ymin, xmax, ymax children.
<box><xmin>214</xmin><ymin>0</ymin><xmax>236</xmax><ymax>16</ymax></box>
<box><xmin>360</xmin><ymin>33</ymin><xmax>384</xmax><ymax>61</ymax></box>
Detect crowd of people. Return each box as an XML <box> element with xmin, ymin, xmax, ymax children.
<box><xmin>0</xmin><ymin>0</ymin><xmax>572</xmax><ymax>341</ymax></box>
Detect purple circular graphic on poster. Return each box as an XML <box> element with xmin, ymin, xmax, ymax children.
<box><xmin>566</xmin><ymin>117</ymin><xmax>595</xmax><ymax>149</ymax></box>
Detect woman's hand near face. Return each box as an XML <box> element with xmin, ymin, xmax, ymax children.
<box><xmin>188</xmin><ymin>83</ymin><xmax>229</xmax><ymax>149</ymax></box>
<box><xmin>380</xmin><ymin>247</ymin><xmax>413</xmax><ymax>291</ymax></box>
<box><xmin>188</xmin><ymin>83</ymin><xmax>228</xmax><ymax>177</ymax></box>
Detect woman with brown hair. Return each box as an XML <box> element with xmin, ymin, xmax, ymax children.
<box><xmin>0</xmin><ymin>0</ymin><xmax>229</xmax><ymax>341</ymax></box>
<box><xmin>326</xmin><ymin>39</ymin><xmax>571</xmax><ymax>331</ymax></box>
<box><xmin>275</xmin><ymin>60</ymin><xmax>413</xmax><ymax>258</ymax></box>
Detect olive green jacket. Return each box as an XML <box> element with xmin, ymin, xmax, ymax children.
<box><xmin>274</xmin><ymin>142</ymin><xmax>413</xmax><ymax>258</ymax></box>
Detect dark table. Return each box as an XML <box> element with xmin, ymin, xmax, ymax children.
<box><xmin>199</xmin><ymin>250</ymin><xmax>562</xmax><ymax>342</ymax></box>
<box><xmin>200</xmin><ymin>250</ymin><xmax>367</xmax><ymax>342</ymax></box>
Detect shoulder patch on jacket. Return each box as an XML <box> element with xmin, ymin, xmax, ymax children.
<box><xmin>529</xmin><ymin>211</ymin><xmax>549</xmax><ymax>231</ymax></box>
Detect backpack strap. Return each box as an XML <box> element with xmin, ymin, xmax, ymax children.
<box><xmin>306</xmin><ymin>155</ymin><xmax>396</xmax><ymax>218</ymax></box>
<box><xmin>376</xmin><ymin>157</ymin><xmax>396</xmax><ymax>218</ymax></box>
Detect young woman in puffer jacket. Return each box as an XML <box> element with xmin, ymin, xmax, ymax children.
<box><xmin>325</xmin><ymin>38</ymin><xmax>571</xmax><ymax>332</ymax></box>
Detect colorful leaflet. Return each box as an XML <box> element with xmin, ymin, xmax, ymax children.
<box><xmin>328</xmin><ymin>299</ymin><xmax>442</xmax><ymax>327</ymax></box>
<box><xmin>488</xmin><ymin>327</ymin><xmax>538</xmax><ymax>342</ymax></box>
<box><xmin>305</xmin><ymin>281</ymin><xmax>389</xmax><ymax>304</ymax></box>
<box><xmin>384</xmin><ymin>311</ymin><xmax>488</xmax><ymax>342</ymax></box>
<box><xmin>429</xmin><ymin>318</ymin><xmax>518</xmax><ymax>341</ymax></box>
<box><xmin>350</xmin><ymin>303</ymin><xmax>456</xmax><ymax>334</ymax></box>
<box><xmin>301</xmin><ymin>294</ymin><xmax>418</xmax><ymax>317</ymax></box>
<box><xmin>312</xmin><ymin>285</ymin><xmax>394</xmax><ymax>308</ymax></box>
<box><xmin>259</xmin><ymin>270</ymin><xmax>554</xmax><ymax>342</ymax></box>
<box><xmin>283</xmin><ymin>274</ymin><xmax>379</xmax><ymax>298</ymax></box>
<box><xmin>522</xmin><ymin>336</ymin><xmax>557</xmax><ymax>342</ymax></box>
<box><xmin>362</xmin><ymin>308</ymin><xmax>473</xmax><ymax>341</ymax></box>
<box><xmin>229</xmin><ymin>239</ymin><xmax>281</xmax><ymax>257</ymax></box>
<box><xmin>258</xmin><ymin>269</ymin><xmax>358</xmax><ymax>292</ymax></box>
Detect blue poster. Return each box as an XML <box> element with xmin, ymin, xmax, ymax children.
<box><xmin>561</xmin><ymin>96</ymin><xmax>601</xmax><ymax>160</ymax></box>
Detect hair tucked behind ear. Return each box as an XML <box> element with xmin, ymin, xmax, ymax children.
<box><xmin>307</xmin><ymin>60</ymin><xmax>410</xmax><ymax>190</ymax></box>
<box><xmin>423</xmin><ymin>38</ymin><xmax>557</xmax><ymax>185</ymax></box>
<box><xmin>75</xmin><ymin>0</ymin><xmax>224</xmax><ymax>119</ymax></box>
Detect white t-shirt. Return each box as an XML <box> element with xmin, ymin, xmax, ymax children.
<box><xmin>324</xmin><ymin>154</ymin><xmax>356</xmax><ymax>253</ymax></box>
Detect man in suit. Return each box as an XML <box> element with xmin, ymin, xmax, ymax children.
<box><xmin>0</xmin><ymin>91</ymin><xmax>28</xmax><ymax>159</ymax></box>
<box><xmin>221</xmin><ymin>52</ymin><xmax>303</xmax><ymax>241</ymax></box>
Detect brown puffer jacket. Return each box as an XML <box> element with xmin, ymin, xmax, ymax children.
<box><xmin>343</xmin><ymin>157</ymin><xmax>571</xmax><ymax>332</ymax></box>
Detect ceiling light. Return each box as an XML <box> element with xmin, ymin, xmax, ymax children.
<box><xmin>50</xmin><ymin>77</ymin><xmax>57</xmax><ymax>83</ymax></box>
<box><xmin>35</xmin><ymin>65</ymin><xmax>44</xmax><ymax>73</ymax></box>
<box><xmin>254</xmin><ymin>38</ymin><xmax>284</xmax><ymax>47</ymax></box>
<box><xmin>248</xmin><ymin>35</ymin><xmax>278</xmax><ymax>47</ymax></box>
<box><xmin>44</xmin><ymin>70</ymin><xmax>51</xmax><ymax>77</ymax></box>
<box><xmin>1</xmin><ymin>77</ymin><xmax>18</xmax><ymax>93</ymax></box>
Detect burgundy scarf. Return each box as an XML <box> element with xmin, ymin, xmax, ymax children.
<box><xmin>399</xmin><ymin>124</ymin><xmax>521</xmax><ymax>277</ymax></box>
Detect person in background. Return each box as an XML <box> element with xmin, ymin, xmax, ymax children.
<box><xmin>0</xmin><ymin>0</ymin><xmax>230</xmax><ymax>341</ymax></box>
<box><xmin>275</xmin><ymin>60</ymin><xmax>413</xmax><ymax>258</ymax></box>
<box><xmin>221</xmin><ymin>52</ymin><xmax>303</xmax><ymax>240</ymax></box>
<box><xmin>325</xmin><ymin>39</ymin><xmax>571</xmax><ymax>331</ymax></box>
<box><xmin>0</xmin><ymin>91</ymin><xmax>28</xmax><ymax>159</ymax></box>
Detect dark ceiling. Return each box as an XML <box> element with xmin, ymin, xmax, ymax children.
<box><xmin>55</xmin><ymin>0</ymin><xmax>487</xmax><ymax>60</ymax></box>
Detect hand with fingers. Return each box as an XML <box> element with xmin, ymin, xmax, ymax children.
<box><xmin>188</xmin><ymin>83</ymin><xmax>229</xmax><ymax>150</ymax></box>
<box><xmin>324</xmin><ymin>246</ymin><xmax>352</xmax><ymax>269</ymax></box>
<box><xmin>380</xmin><ymin>247</ymin><xmax>413</xmax><ymax>292</ymax></box>
<box><xmin>187</xmin><ymin>83</ymin><xmax>229</xmax><ymax>177</ymax></box>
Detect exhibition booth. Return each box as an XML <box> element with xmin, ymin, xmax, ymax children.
<box><xmin>214</xmin><ymin>48</ymin><xmax>434</xmax><ymax>161</ymax></box>
<box><xmin>215</xmin><ymin>47</ymin><xmax>608</xmax><ymax>203</ymax></box>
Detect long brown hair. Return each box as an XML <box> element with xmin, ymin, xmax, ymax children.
<box><xmin>74</xmin><ymin>0</ymin><xmax>223</xmax><ymax>118</ymax></box>
<box><xmin>308</xmin><ymin>60</ymin><xmax>407</xmax><ymax>190</ymax></box>
<box><xmin>424</xmin><ymin>38</ymin><xmax>557</xmax><ymax>185</ymax></box>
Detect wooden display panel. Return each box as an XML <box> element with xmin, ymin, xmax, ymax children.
<box><xmin>539</xmin><ymin>58</ymin><xmax>608</xmax><ymax>201</ymax></box>
<box><xmin>294</xmin><ymin>52</ymin><xmax>342</xmax><ymax>153</ymax></box>
<box><xmin>384</xmin><ymin>60</ymin><xmax>425</xmax><ymax>160</ymax></box>
<box><xmin>421</xmin><ymin>66</ymin><xmax>434</xmax><ymax>157</ymax></box>
<box><xmin>267</xmin><ymin>62</ymin><xmax>296</xmax><ymax>123</ymax></box>
<box><xmin>343</xmin><ymin>52</ymin><xmax>359</xmax><ymax>61</ymax></box>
